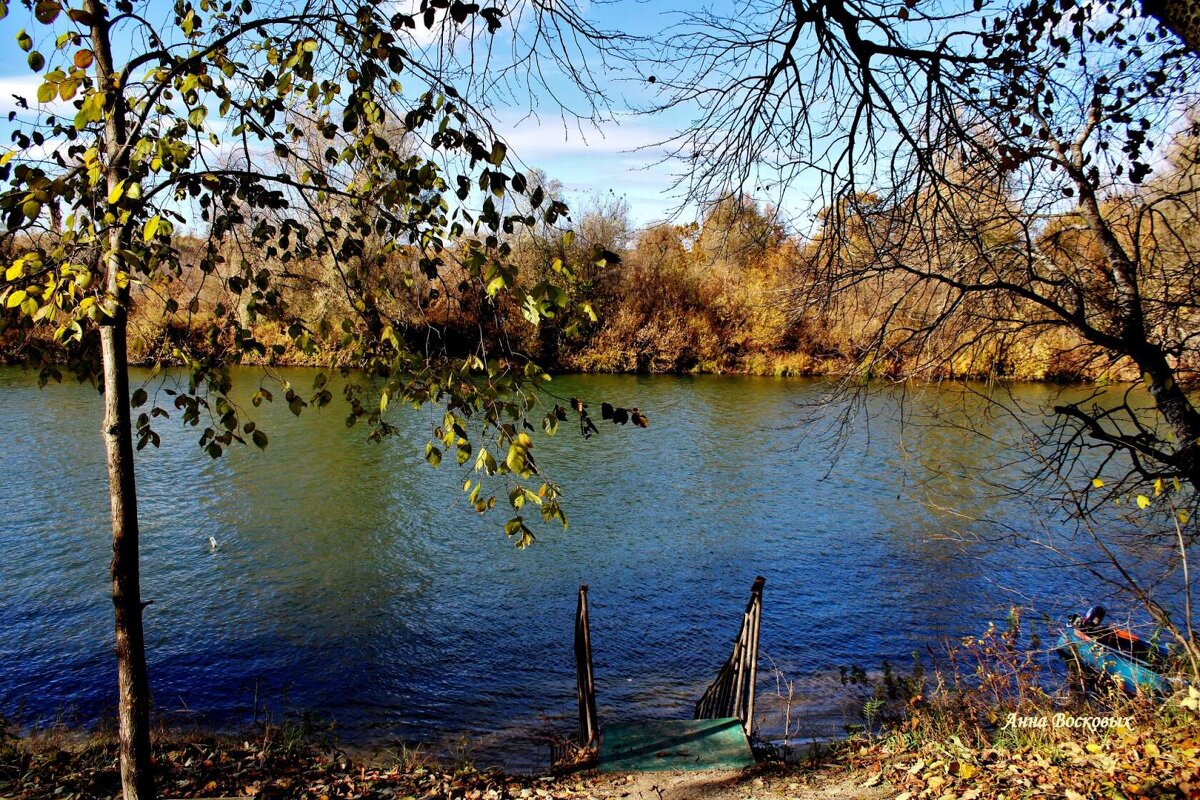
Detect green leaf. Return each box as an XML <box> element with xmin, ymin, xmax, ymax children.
<box><xmin>488</xmin><ymin>141</ymin><xmax>506</xmax><ymax>166</ymax></box>
<box><xmin>27</xmin><ymin>51</ymin><xmax>44</xmax><ymax>72</ymax></box>
<box><xmin>130</xmin><ymin>388</ymin><xmax>147</xmax><ymax>407</ymax></box>
<box><xmin>425</xmin><ymin>442</ymin><xmax>442</xmax><ymax>467</ymax></box>
<box><xmin>252</xmin><ymin>429</ymin><xmax>268</xmax><ymax>450</ymax></box>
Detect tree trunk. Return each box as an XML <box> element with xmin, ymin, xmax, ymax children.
<box><xmin>1073</xmin><ymin>177</ymin><xmax>1200</xmax><ymax>487</ymax></box>
<box><xmin>101</xmin><ymin>318</ymin><xmax>155</xmax><ymax>800</ymax></box>
<box><xmin>86</xmin><ymin>1</ymin><xmax>154</xmax><ymax>796</ymax></box>
<box><xmin>1143</xmin><ymin>0</ymin><xmax>1200</xmax><ymax>58</ymax></box>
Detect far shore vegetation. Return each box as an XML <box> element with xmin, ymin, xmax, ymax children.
<box><xmin>7</xmin><ymin>181</ymin><xmax>1192</xmax><ymax>384</ymax></box>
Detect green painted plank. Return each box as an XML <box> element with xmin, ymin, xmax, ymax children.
<box><xmin>597</xmin><ymin>718</ymin><xmax>755</xmax><ymax>772</ymax></box>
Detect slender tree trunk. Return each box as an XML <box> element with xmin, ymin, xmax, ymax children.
<box><xmin>86</xmin><ymin>1</ymin><xmax>154</xmax><ymax>797</ymax></box>
<box><xmin>100</xmin><ymin>318</ymin><xmax>155</xmax><ymax>800</ymax></box>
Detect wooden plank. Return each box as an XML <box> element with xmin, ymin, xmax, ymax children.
<box><xmin>598</xmin><ymin>718</ymin><xmax>755</xmax><ymax>772</ymax></box>
<box><xmin>743</xmin><ymin>581</ymin><xmax>762</xmax><ymax>736</ymax></box>
<box><xmin>575</xmin><ymin>584</ymin><xmax>599</xmax><ymax>747</ymax></box>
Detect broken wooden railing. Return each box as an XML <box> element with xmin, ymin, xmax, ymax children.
<box><xmin>570</xmin><ymin>576</ymin><xmax>765</xmax><ymax>753</ymax></box>
<box><xmin>693</xmin><ymin>576</ymin><xmax>765</xmax><ymax>736</ymax></box>
<box><xmin>574</xmin><ymin>584</ymin><xmax>599</xmax><ymax>748</ymax></box>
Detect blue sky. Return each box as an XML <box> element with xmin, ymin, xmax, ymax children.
<box><xmin>0</xmin><ymin>0</ymin><xmax>707</xmax><ymax>226</ymax></box>
<box><xmin>3</xmin><ymin>2</ymin><xmax>1186</xmax><ymax>236</ymax></box>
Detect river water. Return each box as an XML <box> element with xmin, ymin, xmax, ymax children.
<box><xmin>0</xmin><ymin>367</ymin><xmax>1182</xmax><ymax>767</ymax></box>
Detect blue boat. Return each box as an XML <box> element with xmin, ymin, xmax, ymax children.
<box><xmin>1055</xmin><ymin>606</ymin><xmax>1174</xmax><ymax>697</ymax></box>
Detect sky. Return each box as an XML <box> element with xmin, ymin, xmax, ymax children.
<box><xmin>6</xmin><ymin>1</ymin><xmax>1173</xmax><ymax>234</ymax></box>
<box><xmin>0</xmin><ymin>0</ymin><xmax>707</xmax><ymax>227</ymax></box>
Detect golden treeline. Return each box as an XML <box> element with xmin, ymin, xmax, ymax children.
<box><xmin>12</xmin><ymin>124</ymin><xmax>1199</xmax><ymax>385</ymax></box>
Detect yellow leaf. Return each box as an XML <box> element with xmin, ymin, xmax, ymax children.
<box><xmin>1086</xmin><ymin>742</ymin><xmax>1102</xmax><ymax>754</ymax></box>
<box><xmin>107</xmin><ymin>179</ymin><xmax>125</xmax><ymax>204</ymax></box>
<box><xmin>5</xmin><ymin>288</ymin><xmax>26</xmax><ymax>308</ymax></box>
<box><xmin>1136</xmin><ymin>494</ymin><xmax>1150</xmax><ymax>509</ymax></box>
<box><xmin>1182</xmin><ymin>685</ymin><xmax>1200</xmax><ymax>711</ymax></box>
<box><xmin>1154</xmin><ymin>477</ymin><xmax>1164</xmax><ymax>496</ymax></box>
<box><xmin>1092</xmin><ymin>478</ymin><xmax>1105</xmax><ymax>488</ymax></box>
<box><xmin>1179</xmin><ymin>509</ymin><xmax>1191</xmax><ymax>525</ymax></box>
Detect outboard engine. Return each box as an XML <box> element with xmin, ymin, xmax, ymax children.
<box><xmin>1079</xmin><ymin>606</ymin><xmax>1106</xmax><ymax>628</ymax></box>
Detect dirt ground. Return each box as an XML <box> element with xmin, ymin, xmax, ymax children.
<box><xmin>567</xmin><ymin>767</ymin><xmax>890</xmax><ymax>800</ymax></box>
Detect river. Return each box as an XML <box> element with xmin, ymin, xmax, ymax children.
<box><xmin>0</xmin><ymin>367</ymin><xmax>1181</xmax><ymax>767</ymax></box>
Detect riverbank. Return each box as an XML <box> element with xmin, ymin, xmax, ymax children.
<box><xmin>0</xmin><ymin>314</ymin><xmax>1123</xmax><ymax>383</ymax></box>
<box><xmin>5</xmin><ymin>697</ymin><xmax>1200</xmax><ymax>800</ymax></box>
<box><xmin>0</xmin><ymin>723</ymin><xmax>869</xmax><ymax>800</ymax></box>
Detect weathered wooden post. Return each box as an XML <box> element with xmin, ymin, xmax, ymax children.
<box><xmin>574</xmin><ymin>585</ymin><xmax>599</xmax><ymax>747</ymax></box>
<box><xmin>694</xmin><ymin>576</ymin><xmax>765</xmax><ymax>737</ymax></box>
<box><xmin>742</xmin><ymin>576</ymin><xmax>764</xmax><ymax>737</ymax></box>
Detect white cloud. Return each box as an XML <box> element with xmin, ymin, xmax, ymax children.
<box><xmin>486</xmin><ymin>113</ymin><xmax>687</xmax><ymax>223</ymax></box>
<box><xmin>0</xmin><ymin>76</ymin><xmax>63</xmax><ymax>114</ymax></box>
<box><xmin>496</xmin><ymin>113</ymin><xmax>672</xmax><ymax>159</ymax></box>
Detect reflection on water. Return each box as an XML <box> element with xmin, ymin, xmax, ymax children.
<box><xmin>0</xmin><ymin>368</ymin><xmax>1185</xmax><ymax>767</ymax></box>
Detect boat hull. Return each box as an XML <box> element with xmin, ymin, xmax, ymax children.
<box><xmin>1056</xmin><ymin>627</ymin><xmax>1170</xmax><ymax>696</ymax></box>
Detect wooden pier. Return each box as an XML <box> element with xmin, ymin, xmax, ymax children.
<box><xmin>572</xmin><ymin>577</ymin><xmax>765</xmax><ymax>772</ymax></box>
